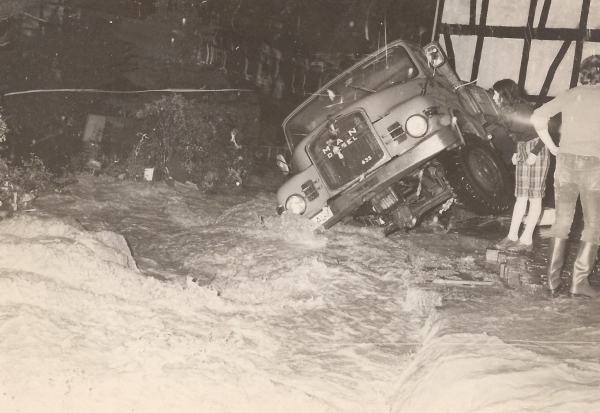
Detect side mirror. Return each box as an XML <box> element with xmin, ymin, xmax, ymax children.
<box><xmin>276</xmin><ymin>154</ymin><xmax>290</xmax><ymax>175</ymax></box>
<box><xmin>424</xmin><ymin>42</ymin><xmax>446</xmax><ymax>69</ymax></box>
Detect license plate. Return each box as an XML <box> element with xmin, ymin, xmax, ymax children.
<box><xmin>311</xmin><ymin>206</ymin><xmax>333</xmax><ymax>226</ymax></box>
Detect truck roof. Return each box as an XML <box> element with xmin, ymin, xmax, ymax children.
<box><xmin>282</xmin><ymin>40</ymin><xmax>428</xmax><ymax>151</ymax></box>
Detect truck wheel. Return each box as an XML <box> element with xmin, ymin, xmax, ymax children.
<box><xmin>441</xmin><ymin>135</ymin><xmax>513</xmax><ymax>215</ymax></box>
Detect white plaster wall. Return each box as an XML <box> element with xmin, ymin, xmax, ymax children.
<box><xmin>525</xmin><ymin>40</ymin><xmax>575</xmax><ymax>95</ymax></box>
<box><xmin>535</xmin><ymin>0</ymin><xmax>583</xmax><ymax>28</ymax></box>
<box><xmin>443</xmin><ymin>0</ymin><xmax>585</xmax><ymax>27</ymax></box>
<box><xmin>477</xmin><ymin>37</ymin><xmax>524</xmax><ymax>89</ymax></box>
<box><xmin>439</xmin><ymin>35</ymin><xmax>523</xmax><ymax>89</ymax></box>
<box><xmin>441</xmin><ymin>0</ymin><xmax>595</xmax><ymax>96</ymax></box>
<box><xmin>486</xmin><ymin>0</ymin><xmax>530</xmax><ymax>27</ymax></box>
<box><xmin>443</xmin><ymin>0</ymin><xmax>584</xmax><ymax>27</ymax></box>
<box><xmin>442</xmin><ymin>0</ymin><xmax>472</xmax><ymax>25</ymax></box>
<box><xmin>589</xmin><ymin>0</ymin><xmax>600</xmax><ymax>29</ymax></box>
<box><xmin>583</xmin><ymin>42</ymin><xmax>600</xmax><ymax>59</ymax></box>
<box><xmin>439</xmin><ymin>34</ymin><xmax>478</xmax><ymax>81</ymax></box>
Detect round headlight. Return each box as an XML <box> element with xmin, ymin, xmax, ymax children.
<box><xmin>285</xmin><ymin>194</ymin><xmax>307</xmax><ymax>215</ymax></box>
<box><xmin>405</xmin><ymin>115</ymin><xmax>428</xmax><ymax>137</ymax></box>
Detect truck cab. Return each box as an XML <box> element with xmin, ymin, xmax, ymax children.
<box><xmin>276</xmin><ymin>40</ymin><xmax>513</xmax><ymax>233</ymax></box>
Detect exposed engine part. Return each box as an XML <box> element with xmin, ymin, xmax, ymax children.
<box><xmin>385</xmin><ymin>186</ymin><xmax>453</xmax><ymax>235</ymax></box>
<box><xmin>369</xmin><ymin>186</ymin><xmax>402</xmax><ymax>213</ymax></box>
<box><xmin>353</xmin><ymin>162</ymin><xmax>454</xmax><ymax>234</ymax></box>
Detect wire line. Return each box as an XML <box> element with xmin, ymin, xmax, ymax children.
<box><xmin>4</xmin><ymin>88</ymin><xmax>253</xmax><ymax>97</ymax></box>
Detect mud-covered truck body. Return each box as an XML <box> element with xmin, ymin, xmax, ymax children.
<box><xmin>276</xmin><ymin>40</ymin><xmax>514</xmax><ymax>234</ymax></box>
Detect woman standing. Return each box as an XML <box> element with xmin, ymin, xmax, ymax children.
<box><xmin>492</xmin><ymin>79</ymin><xmax>551</xmax><ymax>253</ymax></box>
<box><xmin>531</xmin><ymin>55</ymin><xmax>600</xmax><ymax>298</ymax></box>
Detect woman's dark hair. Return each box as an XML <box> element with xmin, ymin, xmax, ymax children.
<box><xmin>579</xmin><ymin>55</ymin><xmax>600</xmax><ymax>85</ymax></box>
<box><xmin>492</xmin><ymin>79</ymin><xmax>523</xmax><ymax>129</ymax></box>
<box><xmin>492</xmin><ymin>79</ymin><xmax>522</xmax><ymax>112</ymax></box>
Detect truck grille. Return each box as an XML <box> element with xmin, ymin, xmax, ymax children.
<box><xmin>308</xmin><ymin>112</ymin><xmax>384</xmax><ymax>191</ymax></box>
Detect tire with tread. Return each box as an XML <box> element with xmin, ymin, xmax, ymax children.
<box><xmin>441</xmin><ymin>134</ymin><xmax>513</xmax><ymax>215</ymax></box>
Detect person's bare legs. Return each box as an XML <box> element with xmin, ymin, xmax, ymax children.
<box><xmin>507</xmin><ymin>197</ymin><xmax>528</xmax><ymax>241</ymax></box>
<box><xmin>519</xmin><ymin>198</ymin><xmax>542</xmax><ymax>245</ymax></box>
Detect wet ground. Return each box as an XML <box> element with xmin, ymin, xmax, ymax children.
<box><xmin>33</xmin><ymin>175</ymin><xmax>600</xmax><ymax>293</ymax></box>
<box><xmin>406</xmin><ymin>211</ymin><xmax>600</xmax><ymax>291</ymax></box>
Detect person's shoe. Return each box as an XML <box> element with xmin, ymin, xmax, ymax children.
<box><xmin>507</xmin><ymin>240</ymin><xmax>534</xmax><ymax>253</ymax></box>
<box><xmin>548</xmin><ymin>283</ymin><xmax>565</xmax><ymax>296</ymax></box>
<box><xmin>569</xmin><ymin>241</ymin><xmax>600</xmax><ymax>298</ymax></box>
<box><xmin>495</xmin><ymin>236</ymin><xmax>517</xmax><ymax>250</ymax></box>
<box><xmin>546</xmin><ymin>238</ymin><xmax>567</xmax><ymax>295</ymax></box>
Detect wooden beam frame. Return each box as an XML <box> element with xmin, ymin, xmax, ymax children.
<box><xmin>436</xmin><ymin>0</ymin><xmax>595</xmax><ymax>98</ymax></box>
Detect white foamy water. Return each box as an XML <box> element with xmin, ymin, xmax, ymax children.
<box><xmin>1</xmin><ymin>174</ymin><xmax>599</xmax><ymax>412</ymax></box>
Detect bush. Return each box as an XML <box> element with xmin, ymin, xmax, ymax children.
<box><xmin>127</xmin><ymin>94</ymin><xmax>258</xmax><ymax>190</ymax></box>
<box><xmin>0</xmin><ymin>154</ymin><xmax>54</xmax><ymax>211</ymax></box>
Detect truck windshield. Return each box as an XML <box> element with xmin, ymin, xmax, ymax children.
<box><xmin>284</xmin><ymin>44</ymin><xmax>419</xmax><ymax>150</ymax></box>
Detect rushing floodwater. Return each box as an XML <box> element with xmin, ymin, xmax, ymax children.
<box><xmin>0</xmin><ymin>173</ymin><xmax>599</xmax><ymax>413</ymax></box>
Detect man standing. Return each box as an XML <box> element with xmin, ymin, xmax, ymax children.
<box><xmin>531</xmin><ymin>54</ymin><xmax>600</xmax><ymax>298</ymax></box>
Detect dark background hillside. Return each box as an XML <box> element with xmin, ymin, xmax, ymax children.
<box><xmin>0</xmin><ymin>0</ymin><xmax>438</xmax><ymax>173</ymax></box>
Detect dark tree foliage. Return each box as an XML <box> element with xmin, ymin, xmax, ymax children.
<box><xmin>202</xmin><ymin>0</ymin><xmax>437</xmax><ymax>55</ymax></box>
<box><xmin>0</xmin><ymin>0</ymin><xmax>440</xmax><ymax>179</ymax></box>
<box><xmin>0</xmin><ymin>13</ymin><xmax>135</xmax><ymax>171</ymax></box>
<box><xmin>80</xmin><ymin>0</ymin><xmax>156</xmax><ymax>20</ymax></box>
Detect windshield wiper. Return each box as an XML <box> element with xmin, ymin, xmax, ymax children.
<box><xmin>347</xmin><ymin>84</ymin><xmax>376</xmax><ymax>94</ymax></box>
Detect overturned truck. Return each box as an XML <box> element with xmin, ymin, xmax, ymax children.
<box><xmin>275</xmin><ymin>40</ymin><xmax>515</xmax><ymax>234</ymax></box>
